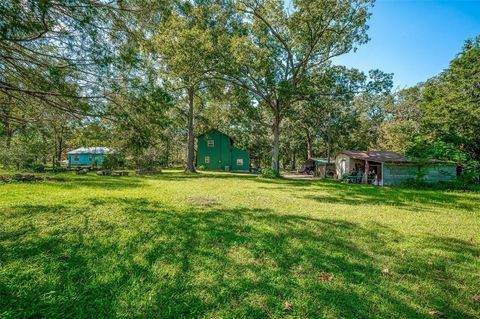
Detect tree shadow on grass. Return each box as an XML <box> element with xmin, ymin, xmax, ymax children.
<box><xmin>1</xmin><ymin>199</ymin><xmax>478</xmax><ymax>318</ymax></box>
<box><xmin>43</xmin><ymin>175</ymin><xmax>145</xmax><ymax>190</ymax></box>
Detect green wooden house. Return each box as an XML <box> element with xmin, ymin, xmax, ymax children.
<box><xmin>197</xmin><ymin>129</ymin><xmax>250</xmax><ymax>172</ymax></box>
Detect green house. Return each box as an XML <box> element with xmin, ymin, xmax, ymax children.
<box><xmin>197</xmin><ymin>129</ymin><xmax>250</xmax><ymax>172</ymax></box>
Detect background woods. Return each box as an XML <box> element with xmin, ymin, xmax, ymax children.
<box><xmin>0</xmin><ymin>0</ymin><xmax>479</xmax><ymax>179</ymax></box>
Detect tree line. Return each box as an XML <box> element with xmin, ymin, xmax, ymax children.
<box><xmin>0</xmin><ymin>0</ymin><xmax>478</xmax><ymax>180</ymax></box>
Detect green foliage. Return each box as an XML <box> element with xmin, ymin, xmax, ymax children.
<box><xmin>134</xmin><ymin>147</ymin><xmax>165</xmax><ymax>170</ymax></box>
<box><xmin>51</xmin><ymin>166</ymin><xmax>67</xmax><ymax>173</ymax></box>
<box><xmin>407</xmin><ymin>139</ymin><xmax>467</xmax><ymax>162</ymax></box>
<box><xmin>103</xmin><ymin>154</ymin><xmax>124</xmax><ymax>170</ymax></box>
<box><xmin>460</xmin><ymin>160</ymin><xmax>480</xmax><ymax>184</ymax></box>
<box><xmin>261</xmin><ymin>167</ymin><xmax>281</xmax><ymax>179</ymax></box>
<box><xmin>32</xmin><ymin>164</ymin><xmax>45</xmax><ymax>173</ymax></box>
<box><xmin>420</xmin><ymin>35</ymin><xmax>480</xmax><ymax>160</ymax></box>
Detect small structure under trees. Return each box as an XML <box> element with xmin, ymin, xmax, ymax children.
<box><xmin>197</xmin><ymin>129</ymin><xmax>250</xmax><ymax>172</ymax></box>
<box><xmin>300</xmin><ymin>158</ymin><xmax>336</xmax><ymax>178</ymax></box>
<box><xmin>68</xmin><ymin>147</ymin><xmax>113</xmax><ymax>167</ymax></box>
<box><xmin>335</xmin><ymin>151</ymin><xmax>456</xmax><ymax>186</ymax></box>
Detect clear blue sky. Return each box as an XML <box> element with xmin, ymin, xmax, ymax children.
<box><xmin>334</xmin><ymin>0</ymin><xmax>480</xmax><ymax>89</ymax></box>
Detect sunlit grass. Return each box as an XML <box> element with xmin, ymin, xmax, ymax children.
<box><xmin>1</xmin><ymin>170</ymin><xmax>479</xmax><ymax>318</ymax></box>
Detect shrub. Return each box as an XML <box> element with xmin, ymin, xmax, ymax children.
<box><xmin>32</xmin><ymin>164</ymin><xmax>45</xmax><ymax>173</ymax></box>
<box><xmin>261</xmin><ymin>168</ymin><xmax>281</xmax><ymax>179</ymax></box>
<box><xmin>400</xmin><ymin>178</ymin><xmax>479</xmax><ymax>192</ymax></box>
<box><xmin>52</xmin><ymin>167</ymin><xmax>67</xmax><ymax>173</ymax></box>
<box><xmin>460</xmin><ymin>160</ymin><xmax>480</xmax><ymax>184</ymax></box>
<box><xmin>103</xmin><ymin>153</ymin><xmax>124</xmax><ymax>170</ymax></box>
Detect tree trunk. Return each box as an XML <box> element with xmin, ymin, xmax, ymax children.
<box><xmin>57</xmin><ymin>134</ymin><xmax>63</xmax><ymax>165</ymax></box>
<box><xmin>291</xmin><ymin>153</ymin><xmax>296</xmax><ymax>170</ymax></box>
<box><xmin>306</xmin><ymin>129</ymin><xmax>313</xmax><ymax>159</ymax></box>
<box><xmin>271</xmin><ymin>111</ymin><xmax>281</xmax><ymax>172</ymax></box>
<box><xmin>185</xmin><ymin>86</ymin><xmax>196</xmax><ymax>173</ymax></box>
<box><xmin>6</xmin><ymin>131</ymin><xmax>12</xmax><ymax>149</ymax></box>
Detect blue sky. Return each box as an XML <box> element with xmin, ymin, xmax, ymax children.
<box><xmin>334</xmin><ymin>0</ymin><xmax>480</xmax><ymax>89</ymax></box>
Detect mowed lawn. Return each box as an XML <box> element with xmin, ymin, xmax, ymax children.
<box><xmin>1</xmin><ymin>171</ymin><xmax>479</xmax><ymax>319</ymax></box>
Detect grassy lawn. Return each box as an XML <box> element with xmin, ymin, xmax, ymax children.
<box><xmin>1</xmin><ymin>170</ymin><xmax>479</xmax><ymax>318</ymax></box>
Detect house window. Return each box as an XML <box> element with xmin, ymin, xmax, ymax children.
<box><xmin>205</xmin><ymin>156</ymin><xmax>210</xmax><ymax>164</ymax></box>
<box><xmin>74</xmin><ymin>154</ymin><xmax>79</xmax><ymax>161</ymax></box>
<box><xmin>236</xmin><ymin>158</ymin><xmax>243</xmax><ymax>166</ymax></box>
<box><xmin>207</xmin><ymin>140</ymin><xmax>214</xmax><ymax>147</ymax></box>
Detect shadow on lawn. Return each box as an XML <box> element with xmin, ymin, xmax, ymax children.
<box><xmin>1</xmin><ymin>199</ymin><xmax>478</xmax><ymax>318</ymax></box>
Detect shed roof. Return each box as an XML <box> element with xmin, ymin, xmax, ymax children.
<box><xmin>68</xmin><ymin>147</ymin><xmax>113</xmax><ymax>155</ymax></box>
<box><xmin>337</xmin><ymin>150</ymin><xmax>452</xmax><ymax>164</ymax></box>
<box><xmin>305</xmin><ymin>158</ymin><xmax>332</xmax><ymax>164</ymax></box>
<box><xmin>338</xmin><ymin>151</ymin><xmax>407</xmax><ymax>163</ymax></box>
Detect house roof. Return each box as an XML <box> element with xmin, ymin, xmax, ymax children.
<box><xmin>68</xmin><ymin>147</ymin><xmax>113</xmax><ymax>155</ymax></box>
<box><xmin>197</xmin><ymin>129</ymin><xmax>234</xmax><ymax>144</ymax></box>
<box><xmin>337</xmin><ymin>150</ymin><xmax>452</xmax><ymax>164</ymax></box>
<box><xmin>338</xmin><ymin>151</ymin><xmax>408</xmax><ymax>163</ymax></box>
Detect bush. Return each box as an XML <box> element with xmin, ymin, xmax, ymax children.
<box><xmin>52</xmin><ymin>167</ymin><xmax>67</xmax><ymax>173</ymax></box>
<box><xmin>198</xmin><ymin>165</ymin><xmax>206</xmax><ymax>170</ymax></box>
<box><xmin>32</xmin><ymin>164</ymin><xmax>45</xmax><ymax>173</ymax></box>
<box><xmin>103</xmin><ymin>153</ymin><xmax>124</xmax><ymax>170</ymax></box>
<box><xmin>400</xmin><ymin>178</ymin><xmax>479</xmax><ymax>192</ymax></box>
<box><xmin>261</xmin><ymin>168</ymin><xmax>281</xmax><ymax>179</ymax></box>
<box><xmin>460</xmin><ymin>160</ymin><xmax>480</xmax><ymax>184</ymax></box>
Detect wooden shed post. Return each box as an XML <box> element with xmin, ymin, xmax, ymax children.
<box><xmin>363</xmin><ymin>160</ymin><xmax>369</xmax><ymax>184</ymax></box>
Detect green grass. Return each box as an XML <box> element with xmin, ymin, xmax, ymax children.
<box><xmin>1</xmin><ymin>170</ymin><xmax>479</xmax><ymax>318</ymax></box>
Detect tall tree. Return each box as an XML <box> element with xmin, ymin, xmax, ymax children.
<box><xmin>420</xmin><ymin>35</ymin><xmax>480</xmax><ymax>160</ymax></box>
<box><xmin>215</xmin><ymin>0</ymin><xmax>374</xmax><ymax>171</ymax></box>
<box><xmin>150</xmin><ymin>1</ymin><xmax>222</xmax><ymax>172</ymax></box>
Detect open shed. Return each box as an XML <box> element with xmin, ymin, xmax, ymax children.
<box><xmin>301</xmin><ymin>158</ymin><xmax>335</xmax><ymax>178</ymax></box>
<box><xmin>335</xmin><ymin>150</ymin><xmax>456</xmax><ymax>186</ymax></box>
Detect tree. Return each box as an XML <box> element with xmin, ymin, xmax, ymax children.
<box><xmin>149</xmin><ymin>1</ymin><xmax>222</xmax><ymax>172</ymax></box>
<box><xmin>215</xmin><ymin>0</ymin><xmax>374</xmax><ymax>171</ymax></box>
<box><xmin>290</xmin><ymin>66</ymin><xmax>392</xmax><ymax>160</ymax></box>
<box><xmin>420</xmin><ymin>35</ymin><xmax>480</xmax><ymax>160</ymax></box>
<box><xmin>379</xmin><ymin>86</ymin><xmax>422</xmax><ymax>153</ymax></box>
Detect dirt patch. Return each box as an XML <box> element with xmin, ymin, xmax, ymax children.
<box><xmin>188</xmin><ymin>197</ymin><xmax>217</xmax><ymax>207</ymax></box>
<box><xmin>282</xmin><ymin>173</ymin><xmax>322</xmax><ymax>180</ymax></box>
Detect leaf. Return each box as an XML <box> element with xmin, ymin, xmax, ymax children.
<box><xmin>283</xmin><ymin>301</ymin><xmax>292</xmax><ymax>312</ymax></box>
<box><xmin>381</xmin><ymin>267</ymin><xmax>391</xmax><ymax>276</ymax></box>
<box><xmin>426</xmin><ymin>258</ymin><xmax>433</xmax><ymax>265</ymax></box>
<box><xmin>318</xmin><ymin>273</ymin><xmax>333</xmax><ymax>281</ymax></box>
<box><xmin>473</xmin><ymin>294</ymin><xmax>480</xmax><ymax>302</ymax></box>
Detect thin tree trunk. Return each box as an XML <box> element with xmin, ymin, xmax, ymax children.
<box><xmin>326</xmin><ymin>112</ymin><xmax>331</xmax><ymax>163</ymax></box>
<box><xmin>185</xmin><ymin>86</ymin><xmax>196</xmax><ymax>173</ymax></box>
<box><xmin>271</xmin><ymin>110</ymin><xmax>281</xmax><ymax>172</ymax></box>
<box><xmin>57</xmin><ymin>134</ymin><xmax>63</xmax><ymax>164</ymax></box>
<box><xmin>306</xmin><ymin>129</ymin><xmax>313</xmax><ymax>159</ymax></box>
<box><xmin>6</xmin><ymin>130</ymin><xmax>12</xmax><ymax>149</ymax></box>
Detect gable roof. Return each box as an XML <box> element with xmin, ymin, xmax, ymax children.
<box><xmin>68</xmin><ymin>147</ymin><xmax>113</xmax><ymax>155</ymax></box>
<box><xmin>197</xmin><ymin>129</ymin><xmax>234</xmax><ymax>145</ymax></box>
<box><xmin>337</xmin><ymin>150</ymin><xmax>452</xmax><ymax>164</ymax></box>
